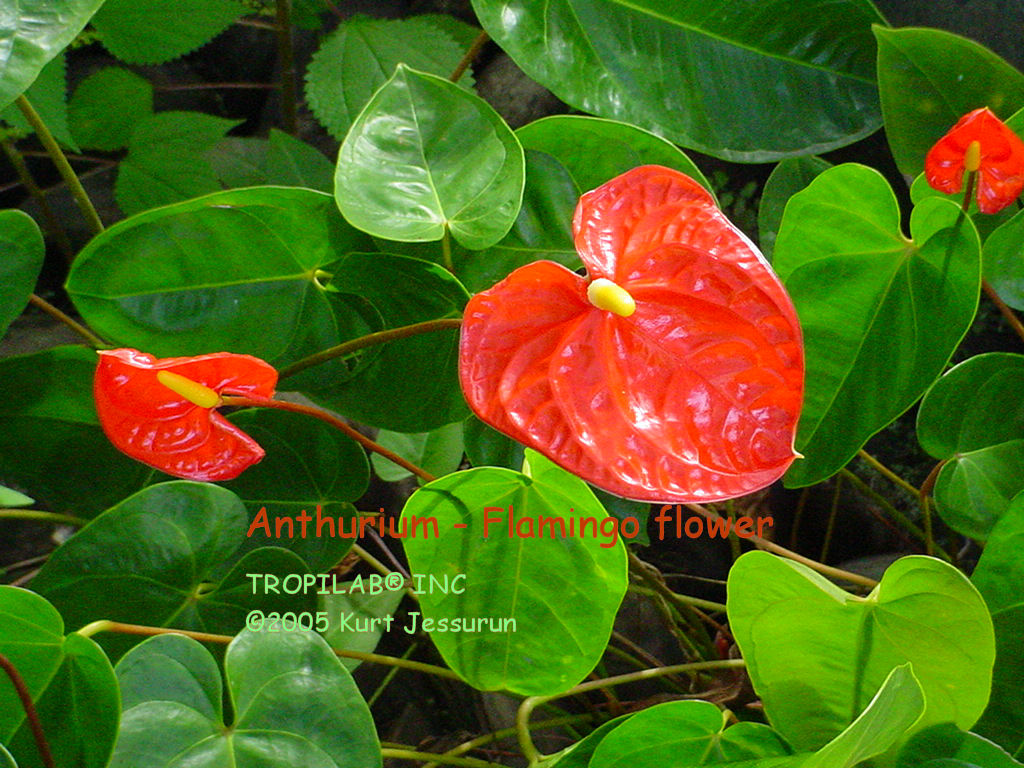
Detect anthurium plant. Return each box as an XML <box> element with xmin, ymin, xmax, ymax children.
<box><xmin>1</xmin><ymin>2</ymin><xmax>1023</xmax><ymax>767</ymax></box>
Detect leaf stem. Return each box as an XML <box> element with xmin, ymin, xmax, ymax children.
<box><xmin>856</xmin><ymin>449</ymin><xmax>920</xmax><ymax>499</ymax></box>
<box><xmin>15</xmin><ymin>95</ymin><xmax>104</xmax><ymax>236</ymax></box>
<box><xmin>685</xmin><ymin>503</ymin><xmax>878</xmax><ymax>588</ymax></box>
<box><xmin>983</xmin><ymin>279</ymin><xmax>1024</xmax><ymax>345</ymax></box>
<box><xmin>449</xmin><ymin>29</ymin><xmax>490</xmax><ymax>83</ymax></box>
<box><xmin>425</xmin><ymin>715</ymin><xmax>594</xmax><ymax>768</ymax></box>
<box><xmin>627</xmin><ymin>550</ymin><xmax>726</xmax><ymax>614</ymax></box>
<box><xmin>381</xmin><ymin>748</ymin><xmax>504</xmax><ymax>768</ymax></box>
<box><xmin>27</xmin><ymin>294</ymin><xmax>108</xmax><ymax>348</ymax></box>
<box><xmin>275</xmin><ymin>0</ymin><xmax>298</xmax><ymax>135</ymax></box>
<box><xmin>75</xmin><ymin>620</ymin><xmax>461</xmax><ymax>679</ymax></box>
<box><xmin>278</xmin><ymin>317</ymin><xmax>463</xmax><ymax>379</ymax></box>
<box><xmin>516</xmin><ymin>659</ymin><xmax>745</xmax><ymax>765</ymax></box>
<box><xmin>1</xmin><ymin>138</ymin><xmax>75</xmax><ymax>260</ymax></box>
<box><xmin>219</xmin><ymin>395</ymin><xmax>436</xmax><ymax>482</ymax></box>
<box><xmin>0</xmin><ymin>509</ymin><xmax>88</xmax><ymax>526</ymax></box>
<box><xmin>441</xmin><ymin>226</ymin><xmax>454</xmax><ymax>273</ymax></box>
<box><xmin>0</xmin><ymin>651</ymin><xmax>55</xmax><ymax>768</ymax></box>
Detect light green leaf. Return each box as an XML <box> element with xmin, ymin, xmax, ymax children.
<box><xmin>371</xmin><ymin>422</ymin><xmax>464</xmax><ymax>483</ymax></box>
<box><xmin>321</xmin><ymin>584</ymin><xmax>405</xmax><ymax>670</ymax></box>
<box><xmin>336</xmin><ymin>64</ymin><xmax>524</xmax><ymax>249</ymax></box>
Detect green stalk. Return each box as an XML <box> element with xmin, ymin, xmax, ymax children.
<box><xmin>0</xmin><ymin>509</ymin><xmax>88</xmax><ymax>527</ymax></box>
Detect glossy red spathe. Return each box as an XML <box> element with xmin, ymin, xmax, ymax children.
<box><xmin>94</xmin><ymin>348</ymin><xmax>278</xmax><ymax>481</ymax></box>
<box><xmin>459</xmin><ymin>165</ymin><xmax>804</xmax><ymax>503</ymax></box>
<box><xmin>925</xmin><ymin>107</ymin><xmax>1024</xmax><ymax>214</ymax></box>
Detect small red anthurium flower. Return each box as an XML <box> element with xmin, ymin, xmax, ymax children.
<box><xmin>925</xmin><ymin>106</ymin><xmax>1024</xmax><ymax>214</ymax></box>
<box><xmin>459</xmin><ymin>165</ymin><xmax>805</xmax><ymax>503</ymax></box>
<box><xmin>94</xmin><ymin>348</ymin><xmax>278</xmax><ymax>481</ymax></box>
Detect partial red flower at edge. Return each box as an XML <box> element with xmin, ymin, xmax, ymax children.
<box><xmin>94</xmin><ymin>348</ymin><xmax>278</xmax><ymax>481</ymax></box>
<box><xmin>459</xmin><ymin>165</ymin><xmax>805</xmax><ymax>503</ymax></box>
<box><xmin>925</xmin><ymin>107</ymin><xmax>1024</xmax><ymax>214</ymax></box>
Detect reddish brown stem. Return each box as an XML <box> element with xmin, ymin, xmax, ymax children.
<box><xmin>220</xmin><ymin>395</ymin><xmax>436</xmax><ymax>483</ymax></box>
<box><xmin>983</xmin><ymin>280</ymin><xmax>1024</xmax><ymax>345</ymax></box>
<box><xmin>0</xmin><ymin>652</ymin><xmax>55</xmax><ymax>768</ymax></box>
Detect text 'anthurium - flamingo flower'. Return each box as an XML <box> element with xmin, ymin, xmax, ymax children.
<box><xmin>459</xmin><ymin>165</ymin><xmax>804</xmax><ymax>503</ymax></box>
<box><xmin>94</xmin><ymin>348</ymin><xmax>278</xmax><ymax>481</ymax></box>
<box><xmin>925</xmin><ymin>107</ymin><xmax>1024</xmax><ymax>214</ymax></box>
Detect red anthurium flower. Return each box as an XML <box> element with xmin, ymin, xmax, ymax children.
<box><xmin>925</xmin><ymin>107</ymin><xmax>1024</xmax><ymax>214</ymax></box>
<box><xmin>94</xmin><ymin>348</ymin><xmax>278</xmax><ymax>481</ymax></box>
<box><xmin>459</xmin><ymin>165</ymin><xmax>804</xmax><ymax>503</ymax></box>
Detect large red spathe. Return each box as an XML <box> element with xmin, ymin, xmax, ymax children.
<box><xmin>459</xmin><ymin>165</ymin><xmax>804</xmax><ymax>502</ymax></box>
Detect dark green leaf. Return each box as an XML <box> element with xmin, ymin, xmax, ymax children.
<box><xmin>68</xmin><ymin>67</ymin><xmax>152</xmax><ymax>151</ymax></box>
<box><xmin>874</xmin><ymin>25</ymin><xmax>1024</xmax><ymax>177</ymax></box>
<box><xmin>31</xmin><ymin>481</ymin><xmax>316</xmax><ymax>659</ymax></box>
<box><xmin>336</xmin><ymin>64</ymin><xmax>524</xmax><ymax>249</ymax></box>
<box><xmin>0</xmin><ymin>54</ymin><xmax>76</xmax><ymax>150</ymax></box>
<box><xmin>0</xmin><ymin>587</ymin><xmax>118</xmax><ymax>768</ymax></box>
<box><xmin>775</xmin><ymin>165</ymin><xmax>980</xmax><ymax>487</ymax></box>
<box><xmin>91</xmin><ymin>0</ymin><xmax>244</xmax><ymax>65</ymax></box>
<box><xmin>758</xmin><ymin>156</ymin><xmax>832</xmax><ymax>261</ymax></box>
<box><xmin>728</xmin><ymin>552</ymin><xmax>994</xmax><ymax>751</ymax></box>
<box><xmin>934</xmin><ymin>440</ymin><xmax>1024</xmax><ymax>540</ymax></box>
<box><xmin>0</xmin><ymin>0</ymin><xmax>105</xmax><ymax>111</ymax></box>
<box><xmin>462</xmin><ymin>415</ymin><xmax>525</xmax><ymax>470</ymax></box>
<box><xmin>471</xmin><ymin>0</ymin><xmax>885</xmax><ymax>161</ymax></box>
<box><xmin>205</xmin><ymin>129</ymin><xmax>335</xmax><ymax>193</ymax></box>
<box><xmin>371</xmin><ymin>422</ymin><xmax>464</xmax><ymax>483</ymax></box>
<box><xmin>0</xmin><ymin>346</ymin><xmax>151</xmax><ymax>516</ymax></box>
<box><xmin>113</xmin><ymin>630</ymin><xmax>381</xmax><ymax>768</ymax></box>
<box><xmin>401</xmin><ymin>450</ymin><xmax>628</xmax><ymax>694</ymax></box>
<box><xmin>984</xmin><ymin>210</ymin><xmax>1024</xmax><ymax>311</ymax></box>
<box><xmin>899</xmin><ymin>724</ymin><xmax>1024</xmax><ymax>768</ymax></box>
<box><xmin>0</xmin><ymin>210</ymin><xmax>44</xmax><ymax>339</ymax></box>
<box><xmin>305</xmin><ymin>15</ymin><xmax>473</xmax><ymax>141</ymax></box>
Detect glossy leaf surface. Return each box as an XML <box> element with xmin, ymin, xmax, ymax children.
<box><xmin>66</xmin><ymin>186</ymin><xmax>373</xmax><ymax>379</ymax></box>
<box><xmin>0</xmin><ymin>587</ymin><xmax>118</xmax><ymax>768</ymax></box>
<box><xmin>305</xmin><ymin>15</ymin><xmax>472</xmax><ymax>141</ymax></box>
<box><xmin>336</xmin><ymin>65</ymin><xmax>524</xmax><ymax>249</ymax></box>
<box><xmin>401</xmin><ymin>451</ymin><xmax>628</xmax><ymax>694</ymax></box>
<box><xmin>0</xmin><ymin>0</ymin><xmax>105</xmax><ymax>111</ymax></box>
<box><xmin>758</xmin><ymin>156</ymin><xmax>832</xmax><ymax>261</ymax></box>
<box><xmin>0</xmin><ymin>210</ymin><xmax>44</xmax><ymax>340</ymax></box>
<box><xmin>728</xmin><ymin>552</ymin><xmax>995</xmax><ymax>751</ymax></box>
<box><xmin>0</xmin><ymin>346</ymin><xmax>150</xmax><ymax>516</ymax></box>
<box><xmin>971</xmin><ymin>496</ymin><xmax>1024</xmax><ymax>754</ymax></box>
<box><xmin>31</xmin><ymin>482</ymin><xmax>315</xmax><ymax>659</ymax></box>
<box><xmin>775</xmin><ymin>164</ymin><xmax>980</xmax><ymax>487</ymax></box>
<box><xmin>113</xmin><ymin>630</ymin><xmax>380</xmax><ymax>768</ymax></box>
<box><xmin>94</xmin><ymin>348</ymin><xmax>278</xmax><ymax>482</ymax></box>
<box><xmin>875</xmin><ymin>26</ymin><xmax>1024</xmax><ymax>177</ymax></box>
<box><xmin>918</xmin><ymin>353</ymin><xmax>1024</xmax><ymax>538</ymax></box>
<box><xmin>462</xmin><ymin>165</ymin><xmax>803</xmax><ymax>502</ymax></box>
<box><xmin>472</xmin><ymin>0</ymin><xmax>884</xmax><ymax>162</ymax></box>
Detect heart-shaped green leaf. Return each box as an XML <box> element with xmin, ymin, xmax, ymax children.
<box><xmin>0</xmin><ymin>0</ymin><xmax>105</xmax><ymax>111</ymax></box>
<box><xmin>113</xmin><ymin>630</ymin><xmax>381</xmax><ymax>768</ymax></box>
<box><xmin>0</xmin><ymin>586</ymin><xmax>118</xmax><ymax>768</ymax></box>
<box><xmin>774</xmin><ymin>164</ymin><xmax>981</xmax><ymax>487</ymax></box>
<box><xmin>400</xmin><ymin>450</ymin><xmax>628</xmax><ymax>695</ymax></box>
<box><xmin>0</xmin><ymin>211</ymin><xmax>44</xmax><ymax>340</ymax></box>
<box><xmin>875</xmin><ymin>26</ymin><xmax>1024</xmax><ymax>177</ymax></box>
<box><xmin>0</xmin><ymin>346</ymin><xmax>151</xmax><ymax>516</ymax></box>
<box><xmin>471</xmin><ymin>0</ymin><xmax>884</xmax><ymax>162</ymax></box>
<box><xmin>970</xmin><ymin>495</ymin><xmax>1024</xmax><ymax>755</ymax></box>
<box><xmin>31</xmin><ymin>481</ymin><xmax>316</xmax><ymax>658</ymax></box>
<box><xmin>917</xmin><ymin>353</ymin><xmax>1024</xmax><ymax>538</ymax></box>
<box><xmin>728</xmin><ymin>552</ymin><xmax>994</xmax><ymax>751</ymax></box>
<box><xmin>758</xmin><ymin>156</ymin><xmax>832</xmax><ymax>261</ymax></box>
<box><xmin>336</xmin><ymin>64</ymin><xmax>524</xmax><ymax>249</ymax></box>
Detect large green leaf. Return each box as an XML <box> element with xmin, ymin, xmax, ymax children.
<box><xmin>471</xmin><ymin>0</ymin><xmax>885</xmax><ymax>162</ymax></box>
<box><xmin>0</xmin><ymin>346</ymin><xmax>151</xmax><ymax>516</ymax></box>
<box><xmin>774</xmin><ymin>164</ymin><xmax>980</xmax><ymax>487</ymax></box>
<box><xmin>727</xmin><ymin>552</ymin><xmax>994</xmax><ymax>751</ymax></box>
<box><xmin>400</xmin><ymin>450</ymin><xmax>628</xmax><ymax>694</ymax></box>
<box><xmin>0</xmin><ymin>0</ymin><xmax>105</xmax><ymax>111</ymax></box>
<box><xmin>305</xmin><ymin>15</ymin><xmax>473</xmax><ymax>141</ymax></box>
<box><xmin>91</xmin><ymin>0</ymin><xmax>244</xmax><ymax>65</ymax></box>
<box><xmin>114</xmin><ymin>111</ymin><xmax>241</xmax><ymax>215</ymax></box>
<box><xmin>66</xmin><ymin>186</ymin><xmax>374</xmax><ymax>382</ymax></box>
<box><xmin>899</xmin><ymin>724</ymin><xmax>1024</xmax><ymax>768</ymax></box>
<box><xmin>30</xmin><ymin>481</ymin><xmax>316</xmax><ymax>659</ymax></box>
<box><xmin>0</xmin><ymin>587</ymin><xmax>118</xmax><ymax>768</ymax></box>
<box><xmin>0</xmin><ymin>210</ymin><xmax>44</xmax><ymax>339</ymax></box>
<box><xmin>758</xmin><ymin>156</ymin><xmax>832</xmax><ymax>261</ymax></box>
<box><xmin>336</xmin><ymin>64</ymin><xmax>524</xmax><ymax>249</ymax></box>
<box><xmin>917</xmin><ymin>353</ymin><xmax>1024</xmax><ymax>539</ymax></box>
<box><xmin>874</xmin><ymin>25</ymin><xmax>1024</xmax><ymax>177</ymax></box>
<box><xmin>68</xmin><ymin>67</ymin><xmax>153</xmax><ymax>151</ymax></box>
<box><xmin>306</xmin><ymin>251</ymin><xmax>470</xmax><ymax>432</ymax></box>
<box><xmin>970</xmin><ymin>496</ymin><xmax>1024</xmax><ymax>755</ymax></box>
<box><xmin>113</xmin><ymin>630</ymin><xmax>381</xmax><ymax>768</ymax></box>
